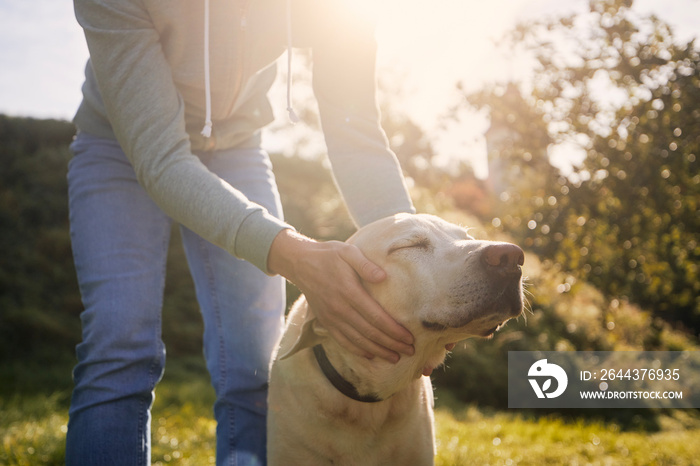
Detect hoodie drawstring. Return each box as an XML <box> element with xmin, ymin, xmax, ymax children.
<box><xmin>201</xmin><ymin>0</ymin><xmax>213</xmax><ymax>137</ymax></box>
<box><xmin>201</xmin><ymin>0</ymin><xmax>298</xmax><ymax>138</ymax></box>
<box><xmin>286</xmin><ymin>0</ymin><xmax>299</xmax><ymax>123</ymax></box>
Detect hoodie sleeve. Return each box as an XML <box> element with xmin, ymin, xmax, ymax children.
<box><xmin>299</xmin><ymin>1</ymin><xmax>415</xmax><ymax>227</ymax></box>
<box><xmin>73</xmin><ymin>0</ymin><xmax>290</xmax><ymax>273</ymax></box>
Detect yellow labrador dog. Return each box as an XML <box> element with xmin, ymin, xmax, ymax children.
<box><xmin>267</xmin><ymin>213</ymin><xmax>524</xmax><ymax>465</ymax></box>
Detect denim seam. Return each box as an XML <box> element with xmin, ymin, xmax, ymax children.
<box><xmin>150</xmin><ymin>228</ymin><xmax>170</xmax><ymax>389</ymax></box>
<box><xmin>199</xmin><ymin>238</ymin><xmax>226</xmax><ymax>394</ymax></box>
<box><xmin>137</xmin><ymin>397</ymin><xmax>146</xmax><ymax>466</ymax></box>
<box><xmin>140</xmin><ymin>226</ymin><xmax>170</xmax><ymax>465</ymax></box>
<box><xmin>197</xmin><ymin>235</ymin><xmax>237</xmax><ymax>465</ymax></box>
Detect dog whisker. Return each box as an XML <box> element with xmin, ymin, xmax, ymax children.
<box><xmin>520</xmin><ymin>277</ymin><xmax>534</xmax><ymax>318</ymax></box>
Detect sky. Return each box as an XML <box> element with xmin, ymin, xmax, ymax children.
<box><xmin>0</xmin><ymin>0</ymin><xmax>698</xmax><ymax>176</ymax></box>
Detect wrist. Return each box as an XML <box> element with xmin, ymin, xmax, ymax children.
<box><xmin>267</xmin><ymin>228</ymin><xmax>314</xmax><ymax>280</ymax></box>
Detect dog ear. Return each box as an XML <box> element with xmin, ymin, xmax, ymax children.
<box><xmin>278</xmin><ymin>305</ymin><xmax>328</xmax><ymax>360</ymax></box>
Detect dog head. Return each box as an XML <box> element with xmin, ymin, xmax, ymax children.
<box><xmin>349</xmin><ymin>213</ymin><xmax>524</xmax><ymax>341</ymax></box>
<box><xmin>280</xmin><ymin>213</ymin><xmax>524</xmax><ymax>363</ymax></box>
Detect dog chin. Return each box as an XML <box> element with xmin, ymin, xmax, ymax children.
<box><xmin>421</xmin><ymin>317</ymin><xmax>507</xmax><ymax>340</ymax></box>
<box><xmin>480</xmin><ymin>301</ymin><xmax>523</xmax><ymax>336</ymax></box>
<box><xmin>421</xmin><ymin>301</ymin><xmax>522</xmax><ymax>337</ymax></box>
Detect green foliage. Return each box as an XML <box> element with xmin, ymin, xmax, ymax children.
<box><xmin>432</xmin><ymin>238</ymin><xmax>698</xmax><ymax>416</ymax></box>
<box><xmin>439</xmin><ymin>0</ymin><xmax>700</xmax><ymax>413</ymax></box>
<box><xmin>4</xmin><ymin>382</ymin><xmax>700</xmax><ymax>465</ymax></box>
<box><xmin>434</xmin><ymin>406</ymin><xmax>700</xmax><ymax>465</ymax></box>
<box><xmin>3</xmin><ymin>11</ymin><xmax>700</xmax><ymax>452</ymax></box>
<box><xmin>463</xmin><ymin>0</ymin><xmax>700</xmax><ymax>332</ymax></box>
<box><xmin>271</xmin><ymin>153</ymin><xmax>355</xmax><ymax>242</ymax></box>
<box><xmin>1</xmin><ymin>392</ymin><xmax>68</xmax><ymax>465</ymax></box>
<box><xmin>150</xmin><ymin>371</ymin><xmax>218</xmax><ymax>465</ymax></box>
<box><xmin>0</xmin><ymin>365</ymin><xmax>220</xmax><ymax>466</ymax></box>
<box><xmin>0</xmin><ymin>116</ymin><xmax>81</xmax><ymax>380</ymax></box>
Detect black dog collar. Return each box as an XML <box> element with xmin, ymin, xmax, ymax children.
<box><xmin>312</xmin><ymin>344</ymin><xmax>383</xmax><ymax>403</ymax></box>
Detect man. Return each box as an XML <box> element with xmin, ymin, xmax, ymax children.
<box><xmin>67</xmin><ymin>0</ymin><xmax>415</xmax><ymax>464</ymax></box>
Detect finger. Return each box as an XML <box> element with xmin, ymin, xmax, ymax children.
<box><xmin>330</xmin><ymin>321</ymin><xmax>401</xmax><ymax>364</ymax></box>
<box><xmin>318</xmin><ymin>296</ymin><xmax>411</xmax><ymax>361</ymax></box>
<box><xmin>346</xmin><ymin>306</ymin><xmax>415</xmax><ymax>358</ymax></box>
<box><xmin>305</xmin><ymin>295</ymin><xmax>383</xmax><ymax>360</ymax></box>
<box><xmin>328</xmin><ymin>326</ymin><xmax>375</xmax><ymax>360</ymax></box>
<box><xmin>340</xmin><ymin>244</ymin><xmax>386</xmax><ymax>283</ymax></box>
<box><xmin>335</xmin><ymin>248</ymin><xmax>414</xmax><ymax>347</ymax></box>
<box><xmin>344</xmin><ymin>282</ymin><xmax>414</xmax><ymax>349</ymax></box>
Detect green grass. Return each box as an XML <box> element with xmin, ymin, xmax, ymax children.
<box><xmin>434</xmin><ymin>407</ymin><xmax>700</xmax><ymax>466</ymax></box>
<box><xmin>150</xmin><ymin>377</ymin><xmax>217</xmax><ymax>465</ymax></box>
<box><xmin>1</xmin><ymin>392</ymin><xmax>69</xmax><ymax>465</ymax></box>
<box><xmin>3</xmin><ymin>378</ymin><xmax>700</xmax><ymax>465</ymax></box>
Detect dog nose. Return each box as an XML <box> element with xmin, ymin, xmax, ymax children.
<box><xmin>481</xmin><ymin>243</ymin><xmax>524</xmax><ymax>276</ymax></box>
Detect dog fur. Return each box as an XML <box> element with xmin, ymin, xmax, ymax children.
<box><xmin>267</xmin><ymin>213</ymin><xmax>524</xmax><ymax>465</ymax></box>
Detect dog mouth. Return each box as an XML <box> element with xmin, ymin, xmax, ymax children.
<box><xmin>482</xmin><ymin>322</ymin><xmax>505</xmax><ymax>336</ymax></box>
<box><xmin>421</xmin><ymin>280</ymin><xmax>523</xmax><ymax>334</ymax></box>
<box><xmin>421</xmin><ymin>319</ymin><xmax>508</xmax><ymax>339</ymax></box>
<box><xmin>421</xmin><ymin>320</ymin><xmax>449</xmax><ymax>331</ymax></box>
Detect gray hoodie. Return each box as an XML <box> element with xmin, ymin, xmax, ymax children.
<box><xmin>73</xmin><ymin>0</ymin><xmax>414</xmax><ymax>273</ymax></box>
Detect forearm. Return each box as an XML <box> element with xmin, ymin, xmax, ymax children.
<box><xmin>308</xmin><ymin>1</ymin><xmax>414</xmax><ymax>226</ymax></box>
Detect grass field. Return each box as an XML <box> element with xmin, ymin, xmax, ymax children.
<box><xmin>434</xmin><ymin>407</ymin><xmax>700</xmax><ymax>465</ymax></box>
<box><xmin>3</xmin><ymin>374</ymin><xmax>700</xmax><ymax>466</ymax></box>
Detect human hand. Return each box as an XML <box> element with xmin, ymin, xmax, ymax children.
<box><xmin>268</xmin><ymin>229</ymin><xmax>415</xmax><ymax>363</ymax></box>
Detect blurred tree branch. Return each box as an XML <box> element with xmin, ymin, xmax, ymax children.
<box><xmin>456</xmin><ymin>0</ymin><xmax>699</xmax><ymax>332</ymax></box>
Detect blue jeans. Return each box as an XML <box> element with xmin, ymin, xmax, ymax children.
<box><xmin>65</xmin><ymin>133</ymin><xmax>285</xmax><ymax>466</ymax></box>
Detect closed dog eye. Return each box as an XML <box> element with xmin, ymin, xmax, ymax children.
<box><xmin>388</xmin><ymin>237</ymin><xmax>432</xmax><ymax>255</ymax></box>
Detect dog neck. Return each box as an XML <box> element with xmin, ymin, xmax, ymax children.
<box><xmin>315</xmin><ymin>338</ymin><xmax>449</xmax><ymax>403</ymax></box>
<box><xmin>313</xmin><ymin>344</ymin><xmax>383</xmax><ymax>403</ymax></box>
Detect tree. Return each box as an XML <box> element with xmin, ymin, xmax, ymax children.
<box><xmin>0</xmin><ymin>116</ymin><xmax>82</xmax><ymax>381</ymax></box>
<box><xmin>461</xmin><ymin>0</ymin><xmax>700</xmax><ymax>331</ymax></box>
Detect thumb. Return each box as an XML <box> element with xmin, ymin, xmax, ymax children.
<box><xmin>341</xmin><ymin>244</ymin><xmax>386</xmax><ymax>283</ymax></box>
